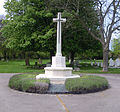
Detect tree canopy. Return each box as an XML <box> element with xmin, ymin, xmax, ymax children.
<box><xmin>2</xmin><ymin>0</ymin><xmax>55</xmax><ymax>52</ymax></box>
<box><xmin>55</xmin><ymin>0</ymin><xmax>120</xmax><ymax>71</ymax></box>
<box><xmin>112</xmin><ymin>37</ymin><xmax>120</xmax><ymax>57</ymax></box>
<box><xmin>1</xmin><ymin>0</ymin><xmax>103</xmax><ymax>63</ymax></box>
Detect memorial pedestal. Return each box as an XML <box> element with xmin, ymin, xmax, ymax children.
<box><xmin>36</xmin><ymin>56</ymin><xmax>80</xmax><ymax>80</ymax></box>
<box><xmin>52</xmin><ymin>56</ymin><xmax>66</xmax><ymax>67</ymax></box>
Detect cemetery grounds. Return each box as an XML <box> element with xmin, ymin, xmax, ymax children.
<box><xmin>0</xmin><ymin>59</ymin><xmax>120</xmax><ymax>74</ymax></box>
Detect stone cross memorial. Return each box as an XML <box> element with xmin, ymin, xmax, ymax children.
<box><xmin>51</xmin><ymin>12</ymin><xmax>66</xmax><ymax>67</ymax></box>
<box><xmin>53</xmin><ymin>12</ymin><xmax>66</xmax><ymax>56</ymax></box>
<box><xmin>36</xmin><ymin>12</ymin><xmax>80</xmax><ymax>80</ymax></box>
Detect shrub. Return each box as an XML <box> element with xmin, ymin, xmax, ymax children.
<box><xmin>65</xmin><ymin>75</ymin><xmax>109</xmax><ymax>94</ymax></box>
<box><xmin>9</xmin><ymin>74</ymin><xmax>50</xmax><ymax>93</ymax></box>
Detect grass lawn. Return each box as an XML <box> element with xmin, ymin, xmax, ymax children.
<box><xmin>0</xmin><ymin>59</ymin><xmax>120</xmax><ymax>74</ymax></box>
<box><xmin>73</xmin><ymin>66</ymin><xmax>120</xmax><ymax>74</ymax></box>
<box><xmin>0</xmin><ymin>59</ymin><xmax>49</xmax><ymax>73</ymax></box>
<box><xmin>73</xmin><ymin>60</ymin><xmax>120</xmax><ymax>74</ymax></box>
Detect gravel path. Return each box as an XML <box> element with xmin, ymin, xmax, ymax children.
<box><xmin>0</xmin><ymin>73</ymin><xmax>120</xmax><ymax>112</ymax></box>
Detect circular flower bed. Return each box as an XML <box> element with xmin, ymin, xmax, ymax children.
<box><xmin>9</xmin><ymin>74</ymin><xmax>109</xmax><ymax>94</ymax></box>
<box><xmin>65</xmin><ymin>75</ymin><xmax>109</xmax><ymax>94</ymax></box>
<box><xmin>9</xmin><ymin>74</ymin><xmax>50</xmax><ymax>93</ymax></box>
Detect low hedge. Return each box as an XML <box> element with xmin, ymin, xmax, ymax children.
<box><xmin>9</xmin><ymin>74</ymin><xmax>50</xmax><ymax>93</ymax></box>
<box><xmin>65</xmin><ymin>75</ymin><xmax>109</xmax><ymax>94</ymax></box>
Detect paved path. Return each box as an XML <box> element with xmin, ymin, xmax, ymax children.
<box><xmin>0</xmin><ymin>73</ymin><xmax>120</xmax><ymax>112</ymax></box>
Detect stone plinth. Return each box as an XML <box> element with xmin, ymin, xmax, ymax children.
<box><xmin>52</xmin><ymin>56</ymin><xmax>65</xmax><ymax>67</ymax></box>
<box><xmin>45</xmin><ymin>67</ymin><xmax>72</xmax><ymax>77</ymax></box>
<box><xmin>36</xmin><ymin>72</ymin><xmax>80</xmax><ymax>81</ymax></box>
<box><xmin>36</xmin><ymin>56</ymin><xmax>80</xmax><ymax>81</ymax></box>
<box><xmin>36</xmin><ymin>66</ymin><xmax>80</xmax><ymax>81</ymax></box>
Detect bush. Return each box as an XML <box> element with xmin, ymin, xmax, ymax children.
<box><xmin>9</xmin><ymin>74</ymin><xmax>50</xmax><ymax>93</ymax></box>
<box><xmin>65</xmin><ymin>75</ymin><xmax>109</xmax><ymax>94</ymax></box>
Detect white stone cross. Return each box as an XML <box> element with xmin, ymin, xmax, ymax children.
<box><xmin>53</xmin><ymin>12</ymin><xmax>66</xmax><ymax>56</ymax></box>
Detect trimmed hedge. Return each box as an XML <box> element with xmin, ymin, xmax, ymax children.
<box><xmin>65</xmin><ymin>75</ymin><xmax>109</xmax><ymax>94</ymax></box>
<box><xmin>9</xmin><ymin>74</ymin><xmax>50</xmax><ymax>93</ymax></box>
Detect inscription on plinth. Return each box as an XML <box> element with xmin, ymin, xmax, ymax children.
<box><xmin>52</xmin><ymin>56</ymin><xmax>66</xmax><ymax>67</ymax></box>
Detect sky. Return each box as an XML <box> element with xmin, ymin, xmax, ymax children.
<box><xmin>0</xmin><ymin>0</ymin><xmax>6</xmax><ymax>15</ymax></box>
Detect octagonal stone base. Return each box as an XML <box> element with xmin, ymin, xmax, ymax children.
<box><xmin>36</xmin><ymin>56</ymin><xmax>80</xmax><ymax>81</ymax></box>
<box><xmin>45</xmin><ymin>67</ymin><xmax>72</xmax><ymax>77</ymax></box>
<box><xmin>36</xmin><ymin>67</ymin><xmax>80</xmax><ymax>81</ymax></box>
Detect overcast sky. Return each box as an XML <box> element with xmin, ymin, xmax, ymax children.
<box><xmin>0</xmin><ymin>0</ymin><xmax>6</xmax><ymax>15</ymax></box>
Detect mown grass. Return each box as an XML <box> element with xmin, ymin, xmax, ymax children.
<box><xmin>73</xmin><ymin>64</ymin><xmax>120</xmax><ymax>74</ymax></box>
<box><xmin>0</xmin><ymin>59</ymin><xmax>49</xmax><ymax>73</ymax></box>
<box><xmin>0</xmin><ymin>59</ymin><xmax>120</xmax><ymax>74</ymax></box>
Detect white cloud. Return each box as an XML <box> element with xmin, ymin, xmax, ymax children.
<box><xmin>0</xmin><ymin>0</ymin><xmax>6</xmax><ymax>15</ymax></box>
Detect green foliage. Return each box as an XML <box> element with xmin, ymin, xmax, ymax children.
<box><xmin>50</xmin><ymin>0</ymin><xmax>102</xmax><ymax>60</ymax></box>
<box><xmin>1</xmin><ymin>0</ymin><xmax>102</xmax><ymax>61</ymax></box>
<box><xmin>112</xmin><ymin>38</ymin><xmax>120</xmax><ymax>58</ymax></box>
<box><xmin>37</xmin><ymin>78</ymin><xmax>50</xmax><ymax>84</ymax></box>
<box><xmin>9</xmin><ymin>74</ymin><xmax>50</xmax><ymax>93</ymax></box>
<box><xmin>65</xmin><ymin>75</ymin><xmax>109</xmax><ymax>93</ymax></box>
<box><xmin>1</xmin><ymin>0</ymin><xmax>55</xmax><ymax>52</ymax></box>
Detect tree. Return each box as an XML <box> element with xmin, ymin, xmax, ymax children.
<box><xmin>1</xmin><ymin>0</ymin><xmax>103</xmax><ymax>65</ymax></box>
<box><xmin>88</xmin><ymin>0</ymin><xmax>120</xmax><ymax>72</ymax></box>
<box><xmin>0</xmin><ymin>15</ymin><xmax>5</xmax><ymax>43</ymax></box>
<box><xmin>112</xmin><ymin>37</ymin><xmax>120</xmax><ymax>57</ymax></box>
<box><xmin>62</xmin><ymin>18</ymin><xmax>102</xmax><ymax>64</ymax></box>
<box><xmin>1</xmin><ymin>0</ymin><xmax>55</xmax><ymax>65</ymax></box>
<box><xmin>0</xmin><ymin>15</ymin><xmax>7</xmax><ymax>60</ymax></box>
<box><xmin>53</xmin><ymin>0</ymin><xmax>120</xmax><ymax>72</ymax></box>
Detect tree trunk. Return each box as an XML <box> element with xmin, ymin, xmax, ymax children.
<box><xmin>25</xmin><ymin>52</ymin><xmax>30</xmax><ymax>66</ymax></box>
<box><xmin>3</xmin><ymin>50</ymin><xmax>7</xmax><ymax>60</ymax></box>
<box><xmin>25</xmin><ymin>57</ymin><xmax>30</xmax><ymax>66</ymax></box>
<box><xmin>12</xmin><ymin>53</ymin><xmax>16</xmax><ymax>59</ymax></box>
<box><xmin>70</xmin><ymin>52</ymin><xmax>75</xmax><ymax>65</ymax></box>
<box><xmin>102</xmin><ymin>46</ymin><xmax>109</xmax><ymax>72</ymax></box>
